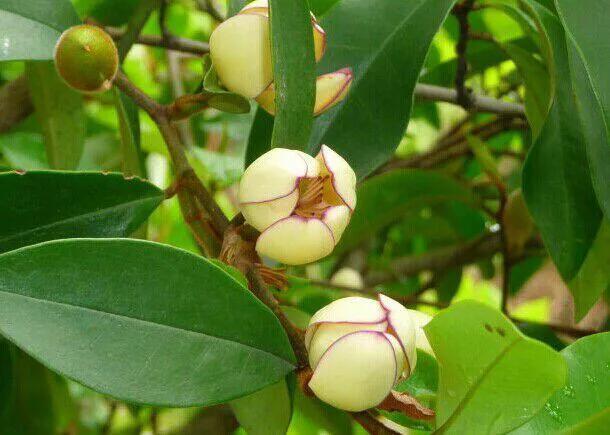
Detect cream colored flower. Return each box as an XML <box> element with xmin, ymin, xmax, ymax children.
<box><xmin>304</xmin><ymin>295</ymin><xmax>417</xmax><ymax>412</ymax></box>
<box><xmin>209</xmin><ymin>0</ymin><xmax>351</xmax><ymax>114</ymax></box>
<box><xmin>238</xmin><ymin>145</ymin><xmax>356</xmax><ymax>265</ymax></box>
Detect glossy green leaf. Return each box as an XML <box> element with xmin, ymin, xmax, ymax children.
<box><xmin>512</xmin><ymin>332</ymin><xmax>610</xmax><ymax>434</ymax></box>
<box><xmin>388</xmin><ymin>350</ymin><xmax>439</xmax><ymax>431</ymax></box>
<box><xmin>555</xmin><ymin>0</ymin><xmax>610</xmax><ymax>225</ymax></box>
<box><xmin>336</xmin><ymin>170</ymin><xmax>478</xmax><ymax>253</ymax></box>
<box><xmin>0</xmin><ymin>0</ymin><xmax>80</xmax><ymax>61</ymax></box>
<box><xmin>231</xmin><ymin>380</ymin><xmax>292</xmax><ymax>435</ymax></box>
<box><xmin>114</xmin><ymin>89</ymin><xmax>144</xmax><ymax>177</ymax></box>
<box><xmin>248</xmin><ymin>0</ymin><xmax>457</xmax><ymax>178</ymax></box>
<box><xmin>426</xmin><ymin>301</ymin><xmax>566</xmax><ymax>434</ymax></box>
<box><xmin>0</xmin><ymin>347</ymin><xmax>74</xmax><ymax>435</ymax></box>
<box><xmin>567</xmin><ymin>220</ymin><xmax>610</xmax><ymax>320</ymax></box>
<box><xmin>268</xmin><ymin>0</ymin><xmax>315</xmax><ymax>148</ymax></box>
<box><xmin>0</xmin><ymin>171</ymin><xmax>163</xmax><ymax>253</ymax></box>
<box><xmin>521</xmin><ymin>2</ymin><xmax>602</xmax><ymax>281</ymax></box>
<box><xmin>0</xmin><ymin>239</ymin><xmax>296</xmax><ymax>406</ymax></box>
<box><xmin>26</xmin><ymin>61</ymin><xmax>86</xmax><ymax>170</ymax></box>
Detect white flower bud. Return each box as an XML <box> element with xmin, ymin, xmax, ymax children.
<box><xmin>330</xmin><ymin>267</ymin><xmax>364</xmax><ymax>289</ymax></box>
<box><xmin>209</xmin><ymin>0</ymin><xmax>351</xmax><ymax>115</ymax></box>
<box><xmin>304</xmin><ymin>295</ymin><xmax>417</xmax><ymax>412</ymax></box>
<box><xmin>238</xmin><ymin>145</ymin><xmax>357</xmax><ymax>265</ymax></box>
<box><xmin>256</xmin><ymin>68</ymin><xmax>353</xmax><ymax>116</ymax></box>
<box><xmin>408</xmin><ymin>309</ymin><xmax>434</xmax><ymax>356</ymax></box>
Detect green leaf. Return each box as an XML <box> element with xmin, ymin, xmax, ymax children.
<box><xmin>512</xmin><ymin>332</ymin><xmax>610</xmax><ymax>434</ymax></box>
<box><xmin>231</xmin><ymin>380</ymin><xmax>292</xmax><ymax>435</ymax></box>
<box><xmin>0</xmin><ymin>239</ymin><xmax>296</xmax><ymax>406</ymax></box>
<box><xmin>426</xmin><ymin>301</ymin><xmax>566</xmax><ymax>434</ymax></box>
<box><xmin>0</xmin><ymin>0</ymin><xmax>80</xmax><ymax>61</ymax></box>
<box><xmin>554</xmin><ymin>0</ymin><xmax>610</xmax><ymax>228</ymax></box>
<box><xmin>114</xmin><ymin>89</ymin><xmax>144</xmax><ymax>177</ymax></box>
<box><xmin>0</xmin><ymin>347</ymin><xmax>74</xmax><ymax>435</ymax></box>
<box><xmin>336</xmin><ymin>169</ymin><xmax>478</xmax><ymax>253</ymax></box>
<box><xmin>388</xmin><ymin>350</ymin><xmax>439</xmax><ymax>431</ymax></box>
<box><xmin>247</xmin><ymin>0</ymin><xmax>458</xmax><ymax>178</ymax></box>
<box><xmin>567</xmin><ymin>220</ymin><xmax>610</xmax><ymax>320</ymax></box>
<box><xmin>268</xmin><ymin>0</ymin><xmax>316</xmax><ymax>148</ymax></box>
<box><xmin>72</xmin><ymin>0</ymin><xmax>141</xmax><ymax>26</ymax></box>
<box><xmin>499</xmin><ymin>42</ymin><xmax>551</xmax><ymax>137</ymax></box>
<box><xmin>202</xmin><ymin>62</ymin><xmax>251</xmax><ymax>114</ymax></box>
<box><xmin>0</xmin><ymin>132</ymin><xmax>49</xmax><ymax>170</ymax></box>
<box><xmin>0</xmin><ymin>339</ymin><xmax>12</xmax><ymax>416</ymax></box>
<box><xmin>466</xmin><ymin>135</ymin><xmax>500</xmax><ymax>180</ymax></box>
<box><xmin>227</xmin><ymin>0</ymin><xmax>249</xmax><ymax>17</ymax></box>
<box><xmin>0</xmin><ymin>171</ymin><xmax>163</xmax><ymax>253</ymax></box>
<box><xmin>26</xmin><ymin>61</ymin><xmax>86</xmax><ymax>170</ymax></box>
<box><xmin>521</xmin><ymin>2</ymin><xmax>602</xmax><ymax>281</ymax></box>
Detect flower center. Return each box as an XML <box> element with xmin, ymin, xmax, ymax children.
<box><xmin>294</xmin><ymin>176</ymin><xmax>330</xmax><ymax>219</ymax></box>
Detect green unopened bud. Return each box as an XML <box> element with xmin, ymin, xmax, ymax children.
<box><xmin>503</xmin><ymin>189</ymin><xmax>534</xmax><ymax>256</ymax></box>
<box><xmin>54</xmin><ymin>25</ymin><xmax>119</xmax><ymax>93</ymax></box>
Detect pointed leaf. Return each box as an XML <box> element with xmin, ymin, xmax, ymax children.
<box><xmin>0</xmin><ymin>239</ymin><xmax>296</xmax><ymax>406</ymax></box>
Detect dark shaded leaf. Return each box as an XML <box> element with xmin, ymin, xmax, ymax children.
<box><xmin>0</xmin><ymin>171</ymin><xmax>163</xmax><ymax>253</ymax></box>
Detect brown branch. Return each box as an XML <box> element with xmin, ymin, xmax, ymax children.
<box><xmin>0</xmin><ymin>76</ymin><xmax>33</xmax><ymax>134</ymax></box>
<box><xmin>106</xmin><ymin>27</ymin><xmax>210</xmax><ymax>56</ymax></box>
<box><xmin>453</xmin><ymin>0</ymin><xmax>476</xmax><ymax>108</ymax></box>
<box><xmin>196</xmin><ymin>0</ymin><xmax>225</xmax><ymax>22</ymax></box>
<box><xmin>245</xmin><ymin>265</ymin><xmax>309</xmax><ymax>368</ymax></box>
<box><xmin>414</xmin><ymin>84</ymin><xmax>525</xmax><ymax>117</ymax></box>
<box><xmin>378</xmin><ymin>116</ymin><xmax>527</xmax><ymax>173</ymax></box>
<box><xmin>366</xmin><ymin>232</ymin><xmax>503</xmax><ymax>286</ymax></box>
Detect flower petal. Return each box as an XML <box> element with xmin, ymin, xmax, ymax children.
<box><xmin>209</xmin><ymin>14</ymin><xmax>272</xmax><ymax>98</ymax></box>
<box><xmin>241</xmin><ymin>189</ymin><xmax>299</xmax><ymax>232</ymax></box>
<box><xmin>255</xmin><ymin>216</ymin><xmax>334</xmax><ymax>265</ymax></box>
<box><xmin>408</xmin><ymin>309</ymin><xmax>434</xmax><ymax>356</ymax></box>
<box><xmin>313</xmin><ymin>68</ymin><xmax>353</xmax><ymax>116</ymax></box>
<box><xmin>318</xmin><ymin>145</ymin><xmax>357</xmax><ymax>210</ymax></box>
<box><xmin>239</xmin><ymin>148</ymin><xmax>310</xmax><ymax>203</ymax></box>
<box><xmin>379</xmin><ymin>294</ymin><xmax>417</xmax><ymax>375</ymax></box>
<box><xmin>322</xmin><ymin>205</ymin><xmax>351</xmax><ymax>242</ymax></box>
<box><xmin>307</xmin><ymin>322</ymin><xmax>385</xmax><ymax>369</ymax></box>
<box><xmin>240</xmin><ymin>0</ymin><xmax>326</xmax><ymax>61</ymax></box>
<box><xmin>312</xmin><ymin>19</ymin><xmax>326</xmax><ymax>62</ymax></box>
<box><xmin>257</xmin><ymin>69</ymin><xmax>351</xmax><ymax>117</ymax></box>
<box><xmin>239</xmin><ymin>0</ymin><xmax>269</xmax><ymax>16</ymax></box>
<box><xmin>330</xmin><ymin>267</ymin><xmax>364</xmax><ymax>289</ymax></box>
<box><xmin>305</xmin><ymin>296</ymin><xmax>386</xmax><ymax>348</ymax></box>
<box><xmin>308</xmin><ymin>331</ymin><xmax>397</xmax><ymax>412</ymax></box>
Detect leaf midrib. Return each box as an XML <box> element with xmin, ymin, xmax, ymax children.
<box><xmin>0</xmin><ymin>289</ymin><xmax>292</xmax><ymax>365</ymax></box>
<box><xmin>0</xmin><ymin>194</ymin><xmax>162</xmax><ymax>247</ymax></box>
<box><xmin>435</xmin><ymin>336</ymin><xmax>522</xmax><ymax>434</ymax></box>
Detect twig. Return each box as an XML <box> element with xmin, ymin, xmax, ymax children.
<box><xmin>508</xmin><ymin>317</ymin><xmax>603</xmax><ymax>338</ymax></box>
<box><xmin>246</xmin><ymin>265</ymin><xmax>309</xmax><ymax>368</ymax></box>
<box><xmin>414</xmin><ymin>83</ymin><xmax>525</xmax><ymax>117</ymax></box>
<box><xmin>106</xmin><ymin>27</ymin><xmax>210</xmax><ymax>55</ymax></box>
<box><xmin>378</xmin><ymin>116</ymin><xmax>527</xmax><ymax>173</ymax></box>
<box><xmin>197</xmin><ymin>0</ymin><xmax>225</xmax><ymax>22</ymax></box>
<box><xmin>366</xmin><ymin>232</ymin><xmax>503</xmax><ymax>286</ymax></box>
<box><xmin>453</xmin><ymin>0</ymin><xmax>476</xmax><ymax>108</ymax></box>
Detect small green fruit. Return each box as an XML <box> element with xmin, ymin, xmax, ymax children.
<box><xmin>54</xmin><ymin>25</ymin><xmax>119</xmax><ymax>93</ymax></box>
